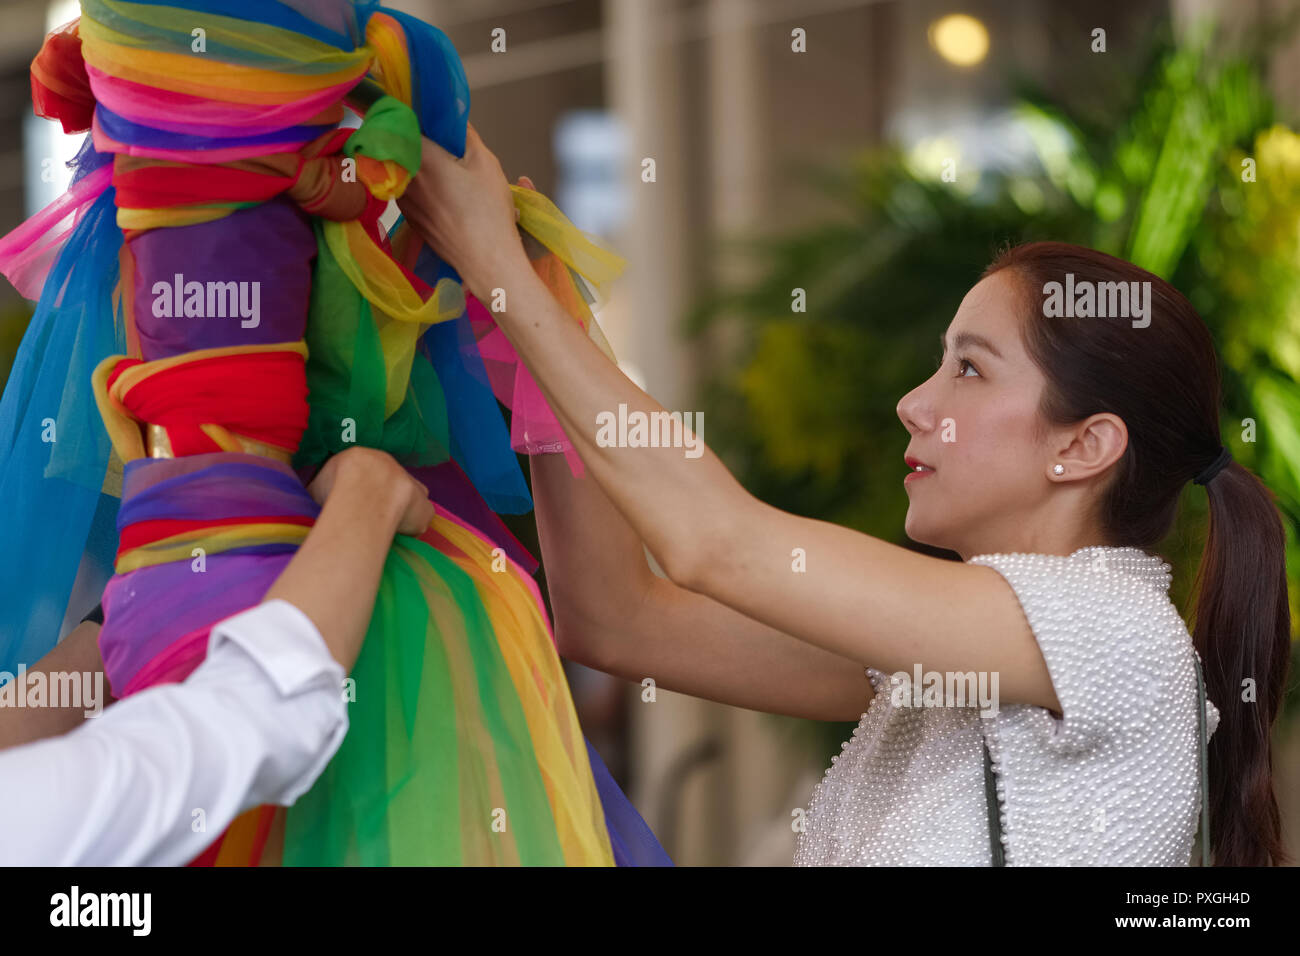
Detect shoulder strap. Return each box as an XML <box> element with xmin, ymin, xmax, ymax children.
<box><xmin>982</xmin><ymin>735</ymin><xmax>1005</xmax><ymax>866</ymax></box>
<box><xmin>1193</xmin><ymin>652</ymin><xmax>1212</xmax><ymax>866</ymax></box>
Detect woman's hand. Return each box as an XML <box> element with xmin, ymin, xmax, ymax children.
<box><xmin>307</xmin><ymin>446</ymin><xmax>435</xmax><ymax>537</ymax></box>
<box><xmin>396</xmin><ymin>124</ymin><xmax>531</xmax><ymax>301</ymax></box>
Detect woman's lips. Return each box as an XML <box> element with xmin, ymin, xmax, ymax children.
<box><xmin>904</xmin><ymin>455</ymin><xmax>935</xmax><ymax>484</ymax></box>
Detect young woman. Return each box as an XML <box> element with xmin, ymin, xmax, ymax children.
<box><xmin>397</xmin><ymin>126</ymin><xmax>1293</xmax><ymax>866</ymax></box>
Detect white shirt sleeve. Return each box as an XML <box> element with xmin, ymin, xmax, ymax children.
<box><xmin>0</xmin><ymin>599</ymin><xmax>348</xmax><ymax>866</ymax></box>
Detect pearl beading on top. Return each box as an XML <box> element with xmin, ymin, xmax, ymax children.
<box><xmin>792</xmin><ymin>546</ymin><xmax>1219</xmax><ymax>866</ymax></box>
<box><xmin>1068</xmin><ymin>545</ymin><xmax>1174</xmax><ymax>591</ymax></box>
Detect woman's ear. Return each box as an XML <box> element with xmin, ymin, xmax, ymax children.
<box><xmin>1050</xmin><ymin>413</ymin><xmax>1128</xmax><ymax>482</ymax></box>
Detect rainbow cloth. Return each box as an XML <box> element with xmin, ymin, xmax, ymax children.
<box><xmin>0</xmin><ymin>0</ymin><xmax>669</xmax><ymax>866</ymax></box>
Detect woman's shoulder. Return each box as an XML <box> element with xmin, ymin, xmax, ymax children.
<box><xmin>966</xmin><ymin>545</ymin><xmax>1184</xmax><ymax>655</ymax></box>
<box><xmin>966</xmin><ymin>546</ymin><xmax>1176</xmax><ymax>621</ymax></box>
<box><xmin>968</xmin><ymin>546</ymin><xmax>1203</xmax><ymax>751</ymax></box>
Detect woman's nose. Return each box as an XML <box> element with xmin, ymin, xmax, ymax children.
<box><xmin>896</xmin><ymin>383</ymin><xmax>932</xmax><ymax>435</ymax></box>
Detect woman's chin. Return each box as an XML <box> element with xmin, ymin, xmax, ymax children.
<box><xmin>905</xmin><ymin>508</ymin><xmax>964</xmax><ymax>552</ymax></box>
<box><xmin>903</xmin><ymin>511</ymin><xmax>939</xmax><ymax>548</ymax></box>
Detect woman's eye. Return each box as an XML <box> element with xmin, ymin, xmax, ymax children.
<box><xmin>957</xmin><ymin>357</ymin><xmax>980</xmax><ymax>378</ymax></box>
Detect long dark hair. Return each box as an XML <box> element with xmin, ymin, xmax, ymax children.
<box><xmin>983</xmin><ymin>241</ymin><xmax>1292</xmax><ymax>866</ymax></box>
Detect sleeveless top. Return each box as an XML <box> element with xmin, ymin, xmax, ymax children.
<box><xmin>793</xmin><ymin>546</ymin><xmax>1220</xmax><ymax>866</ymax></box>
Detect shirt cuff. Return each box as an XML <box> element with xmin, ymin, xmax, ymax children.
<box><xmin>207</xmin><ymin>599</ymin><xmax>343</xmax><ymax>697</ymax></box>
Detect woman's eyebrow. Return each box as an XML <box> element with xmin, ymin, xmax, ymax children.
<box><xmin>940</xmin><ymin>331</ymin><xmax>1003</xmax><ymax>359</ymax></box>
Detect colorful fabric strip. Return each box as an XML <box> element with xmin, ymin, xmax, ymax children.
<box><xmin>0</xmin><ymin>0</ymin><xmax>667</xmax><ymax>868</ymax></box>
<box><xmin>93</xmin><ymin>342</ymin><xmax>309</xmax><ymax>462</ymax></box>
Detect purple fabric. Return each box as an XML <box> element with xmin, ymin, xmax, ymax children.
<box><xmin>119</xmin><ymin>455</ymin><xmax>318</xmax><ymax>524</ymax></box>
<box><xmin>407</xmin><ymin>458</ymin><xmax>539</xmax><ymax>575</ymax></box>
<box><xmin>100</xmin><ymin>454</ymin><xmax>317</xmax><ymax>692</ymax></box>
<box><xmin>97</xmin><ymin>104</ymin><xmax>337</xmax><ymax>152</ymax></box>
<box><xmin>296</xmin><ymin>455</ymin><xmax>539</xmax><ymax>573</ymax></box>
<box><xmin>584</xmin><ymin>737</ymin><xmax>674</xmax><ymax>866</ymax></box>
<box><xmin>101</xmin><ymin>549</ymin><xmax>294</xmax><ymax>693</ymax></box>
<box><xmin>128</xmin><ymin>198</ymin><xmax>316</xmax><ymax>360</ymax></box>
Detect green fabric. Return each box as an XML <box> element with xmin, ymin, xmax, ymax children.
<box><xmin>281</xmin><ymin>91</ymin><xmax>570</xmax><ymax>865</ymax></box>
<box><xmin>292</xmin><ymin>217</ymin><xmax>452</xmax><ymax>472</ymax></box>
<box><xmin>282</xmin><ymin>536</ymin><xmax>564</xmax><ymax>865</ymax></box>
<box><xmin>342</xmin><ymin>95</ymin><xmax>423</xmax><ymax>176</ymax></box>
<box><xmin>292</xmin><ymin>93</ymin><xmax>447</xmax><ymax>473</ymax></box>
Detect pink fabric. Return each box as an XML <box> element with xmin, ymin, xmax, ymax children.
<box><xmin>116</xmin><ymin>623</ymin><xmax>212</xmax><ymax>696</ymax></box>
<box><xmin>0</xmin><ymin>163</ymin><xmax>112</xmax><ymax>299</ymax></box>
<box><xmin>86</xmin><ymin>64</ymin><xmax>356</xmax><ymax>135</ymax></box>
<box><xmin>465</xmin><ymin>292</ymin><xmax>586</xmax><ymax>477</ymax></box>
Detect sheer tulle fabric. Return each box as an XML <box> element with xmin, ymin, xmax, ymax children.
<box><xmin>0</xmin><ymin>0</ymin><xmax>669</xmax><ymax>866</ymax></box>
<box><xmin>101</xmin><ymin>453</ymin><xmax>615</xmax><ymax>864</ymax></box>
<box><xmin>0</xmin><ymin>177</ymin><xmax>123</xmax><ymax>667</ymax></box>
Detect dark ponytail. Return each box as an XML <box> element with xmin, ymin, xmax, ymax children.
<box><xmin>984</xmin><ymin>241</ymin><xmax>1293</xmax><ymax>866</ymax></box>
<box><xmin>1192</xmin><ymin>461</ymin><xmax>1291</xmax><ymax>865</ymax></box>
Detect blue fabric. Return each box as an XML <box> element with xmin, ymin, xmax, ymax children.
<box><xmin>0</xmin><ymin>185</ymin><xmax>125</xmax><ymax>671</ymax></box>
<box><xmin>413</xmin><ymin>241</ymin><xmax>532</xmax><ymax>515</ymax></box>
<box><xmin>95</xmin><ymin>105</ymin><xmax>339</xmax><ymax>152</ymax></box>
<box><xmin>585</xmin><ymin>736</ymin><xmax>674</xmax><ymax>867</ymax></box>
<box><xmin>69</xmin><ymin>134</ymin><xmax>113</xmax><ymax>186</ymax></box>
<box><xmin>375</xmin><ymin>6</ymin><xmax>470</xmax><ymax>158</ymax></box>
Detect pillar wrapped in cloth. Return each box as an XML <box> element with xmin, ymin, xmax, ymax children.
<box><xmin>0</xmin><ymin>0</ymin><xmax>670</xmax><ymax>866</ymax></box>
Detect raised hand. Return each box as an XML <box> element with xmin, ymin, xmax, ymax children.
<box><xmin>397</xmin><ymin>124</ymin><xmax>531</xmax><ymax>301</ymax></box>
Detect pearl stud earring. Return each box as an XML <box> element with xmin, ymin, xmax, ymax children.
<box><xmin>1053</xmin><ymin>464</ymin><xmax>1065</xmax><ymax>475</ymax></box>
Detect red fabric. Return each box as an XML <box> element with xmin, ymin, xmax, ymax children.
<box><xmin>188</xmin><ymin>836</ymin><xmax>224</xmax><ymax>867</ymax></box>
<box><xmin>114</xmin><ymin>164</ymin><xmax>296</xmax><ymax>209</ymax></box>
<box><xmin>107</xmin><ymin>350</ymin><xmax>310</xmax><ymax>456</ymax></box>
<box><xmin>117</xmin><ymin>513</ymin><xmax>315</xmax><ymax>556</ymax></box>
<box><xmin>31</xmin><ymin>20</ymin><xmax>94</xmax><ymax>134</ymax></box>
<box><xmin>307</xmin><ymin>127</ymin><xmax>354</xmax><ymax>157</ymax></box>
<box><xmin>113</xmin><ymin>127</ymin><xmax>364</xmax><ymax>219</ymax></box>
<box><xmin>246</xmin><ymin>807</ymin><xmax>278</xmax><ymax>865</ymax></box>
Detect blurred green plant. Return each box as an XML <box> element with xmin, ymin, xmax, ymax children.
<box><xmin>687</xmin><ymin>18</ymin><xmax>1300</xmax><ymax>754</ymax></box>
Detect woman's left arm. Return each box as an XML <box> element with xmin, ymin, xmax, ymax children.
<box><xmin>0</xmin><ymin>620</ymin><xmax>112</xmax><ymax>751</ymax></box>
<box><xmin>398</xmin><ymin>128</ymin><xmax>1059</xmax><ymax>712</ymax></box>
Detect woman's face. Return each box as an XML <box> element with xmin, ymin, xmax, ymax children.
<box><xmin>895</xmin><ymin>269</ymin><xmax>1058</xmax><ymax>559</ymax></box>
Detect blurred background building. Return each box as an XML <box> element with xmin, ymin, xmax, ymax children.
<box><xmin>1</xmin><ymin>0</ymin><xmax>1298</xmax><ymax>865</ymax></box>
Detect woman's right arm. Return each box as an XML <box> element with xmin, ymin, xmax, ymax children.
<box><xmin>532</xmin><ymin>452</ymin><xmax>874</xmax><ymax>722</ymax></box>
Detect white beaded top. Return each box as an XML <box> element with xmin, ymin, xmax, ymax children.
<box><xmin>793</xmin><ymin>546</ymin><xmax>1220</xmax><ymax>866</ymax></box>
